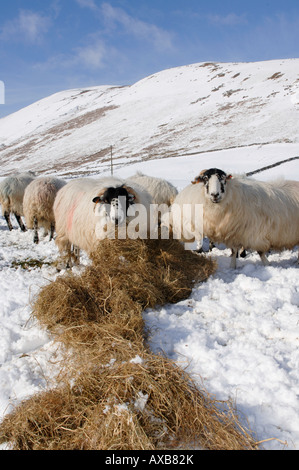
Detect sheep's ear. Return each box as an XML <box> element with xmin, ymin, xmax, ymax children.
<box><xmin>191</xmin><ymin>175</ymin><xmax>203</xmax><ymax>184</ymax></box>
<box><xmin>92</xmin><ymin>195</ymin><xmax>104</xmax><ymax>204</ymax></box>
<box><xmin>123</xmin><ymin>185</ymin><xmax>137</xmax><ymax>204</ymax></box>
<box><xmin>93</xmin><ymin>188</ymin><xmax>107</xmax><ymax>204</ymax></box>
<box><xmin>191</xmin><ymin>169</ymin><xmax>207</xmax><ymax>184</ymax></box>
<box><xmin>128</xmin><ymin>193</ymin><xmax>136</xmax><ymax>204</ymax></box>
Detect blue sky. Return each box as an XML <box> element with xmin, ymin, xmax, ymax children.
<box><xmin>0</xmin><ymin>0</ymin><xmax>299</xmax><ymax>117</ymax></box>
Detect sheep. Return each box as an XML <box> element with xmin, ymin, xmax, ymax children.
<box><xmin>23</xmin><ymin>176</ymin><xmax>67</xmax><ymax>244</ymax></box>
<box><xmin>126</xmin><ymin>172</ymin><xmax>178</xmax><ymax>233</ymax></box>
<box><xmin>190</xmin><ymin>168</ymin><xmax>247</xmax><ymax>257</ymax></box>
<box><xmin>126</xmin><ymin>172</ymin><xmax>178</xmax><ymax>206</ymax></box>
<box><xmin>53</xmin><ymin>176</ymin><xmax>153</xmax><ymax>267</ymax></box>
<box><xmin>167</xmin><ymin>168</ymin><xmax>299</xmax><ymax>268</ymax></box>
<box><xmin>0</xmin><ymin>172</ymin><xmax>35</xmax><ymax>231</ymax></box>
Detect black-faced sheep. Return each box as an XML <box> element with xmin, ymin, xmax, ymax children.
<box><xmin>168</xmin><ymin>168</ymin><xmax>299</xmax><ymax>268</ymax></box>
<box><xmin>0</xmin><ymin>172</ymin><xmax>35</xmax><ymax>231</ymax></box>
<box><xmin>53</xmin><ymin>176</ymin><xmax>153</xmax><ymax>267</ymax></box>
<box><xmin>23</xmin><ymin>176</ymin><xmax>66</xmax><ymax>244</ymax></box>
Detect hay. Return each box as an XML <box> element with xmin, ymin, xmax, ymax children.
<box><xmin>88</xmin><ymin>236</ymin><xmax>216</xmax><ymax>306</ymax></box>
<box><xmin>0</xmin><ymin>352</ymin><xmax>257</xmax><ymax>450</ymax></box>
<box><xmin>32</xmin><ymin>237</ymin><xmax>216</xmax><ymax>353</ymax></box>
<box><xmin>0</xmin><ymin>237</ymin><xmax>260</xmax><ymax>450</ymax></box>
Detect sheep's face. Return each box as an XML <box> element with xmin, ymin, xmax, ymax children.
<box><xmin>93</xmin><ymin>186</ymin><xmax>136</xmax><ymax>225</ymax></box>
<box><xmin>192</xmin><ymin>168</ymin><xmax>232</xmax><ymax>203</ymax></box>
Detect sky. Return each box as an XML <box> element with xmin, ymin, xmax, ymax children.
<box><xmin>0</xmin><ymin>0</ymin><xmax>299</xmax><ymax>117</ymax></box>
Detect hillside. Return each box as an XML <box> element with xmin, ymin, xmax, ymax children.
<box><xmin>0</xmin><ymin>58</ymin><xmax>298</xmax><ymax>177</ymax></box>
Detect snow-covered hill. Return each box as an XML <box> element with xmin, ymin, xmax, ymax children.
<box><xmin>0</xmin><ymin>58</ymin><xmax>298</xmax><ymax>177</ymax></box>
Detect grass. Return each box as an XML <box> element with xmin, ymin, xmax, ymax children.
<box><xmin>11</xmin><ymin>257</ymin><xmax>53</xmax><ymax>270</ymax></box>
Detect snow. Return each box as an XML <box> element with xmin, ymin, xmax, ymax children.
<box><xmin>143</xmin><ymin>247</ymin><xmax>299</xmax><ymax>450</ymax></box>
<box><xmin>0</xmin><ymin>147</ymin><xmax>298</xmax><ymax>450</ymax></box>
<box><xmin>0</xmin><ymin>59</ymin><xmax>298</xmax><ymax>450</ymax></box>
<box><xmin>0</xmin><ymin>59</ymin><xmax>298</xmax><ymax>177</ymax></box>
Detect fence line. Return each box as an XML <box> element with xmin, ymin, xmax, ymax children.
<box><xmin>101</xmin><ymin>144</ymin><xmax>298</xmax><ymax>178</ymax></box>
<box><xmin>245</xmin><ymin>156</ymin><xmax>299</xmax><ymax>177</ymax></box>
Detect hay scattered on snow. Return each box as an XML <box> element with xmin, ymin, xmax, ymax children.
<box><xmin>0</xmin><ymin>352</ymin><xmax>257</xmax><ymax>450</ymax></box>
<box><xmin>31</xmin><ymin>237</ymin><xmax>216</xmax><ymax>353</ymax></box>
<box><xmin>0</xmin><ymin>237</ymin><xmax>260</xmax><ymax>450</ymax></box>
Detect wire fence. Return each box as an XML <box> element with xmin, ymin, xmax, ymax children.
<box><xmin>245</xmin><ymin>156</ymin><xmax>299</xmax><ymax>177</ymax></box>
<box><xmin>82</xmin><ymin>144</ymin><xmax>299</xmax><ymax>179</ymax></box>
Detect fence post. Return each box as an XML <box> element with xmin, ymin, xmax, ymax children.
<box><xmin>110</xmin><ymin>145</ymin><xmax>113</xmax><ymax>176</ymax></box>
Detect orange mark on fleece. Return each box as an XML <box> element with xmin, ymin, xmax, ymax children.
<box><xmin>67</xmin><ymin>192</ymin><xmax>84</xmax><ymax>233</ymax></box>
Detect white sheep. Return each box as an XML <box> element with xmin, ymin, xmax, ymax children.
<box><xmin>167</xmin><ymin>168</ymin><xmax>299</xmax><ymax>268</ymax></box>
<box><xmin>53</xmin><ymin>176</ymin><xmax>153</xmax><ymax>267</ymax></box>
<box><xmin>0</xmin><ymin>172</ymin><xmax>35</xmax><ymax>231</ymax></box>
<box><xmin>23</xmin><ymin>176</ymin><xmax>66</xmax><ymax>244</ymax></box>
<box><xmin>126</xmin><ymin>172</ymin><xmax>178</xmax><ymax>206</ymax></box>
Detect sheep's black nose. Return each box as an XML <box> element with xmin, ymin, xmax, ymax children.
<box><xmin>111</xmin><ymin>215</ymin><xmax>119</xmax><ymax>225</ymax></box>
<box><xmin>211</xmin><ymin>192</ymin><xmax>221</xmax><ymax>203</ymax></box>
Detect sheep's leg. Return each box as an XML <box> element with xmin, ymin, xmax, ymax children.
<box><xmin>63</xmin><ymin>245</ymin><xmax>80</xmax><ymax>269</ymax></box>
<box><xmin>15</xmin><ymin>213</ymin><xmax>27</xmax><ymax>232</ymax></box>
<box><xmin>32</xmin><ymin>216</ymin><xmax>39</xmax><ymax>244</ymax></box>
<box><xmin>196</xmin><ymin>237</ymin><xmax>210</xmax><ymax>253</ymax></box>
<box><xmin>209</xmin><ymin>240</ymin><xmax>215</xmax><ymax>251</ymax></box>
<box><xmin>71</xmin><ymin>245</ymin><xmax>80</xmax><ymax>266</ymax></box>
<box><xmin>230</xmin><ymin>248</ymin><xmax>238</xmax><ymax>269</ymax></box>
<box><xmin>4</xmin><ymin>211</ymin><xmax>13</xmax><ymax>231</ymax></box>
<box><xmin>64</xmin><ymin>245</ymin><xmax>73</xmax><ymax>269</ymax></box>
<box><xmin>230</xmin><ymin>247</ymin><xmax>247</xmax><ymax>264</ymax></box>
<box><xmin>49</xmin><ymin>222</ymin><xmax>55</xmax><ymax>241</ymax></box>
<box><xmin>258</xmin><ymin>251</ymin><xmax>269</xmax><ymax>266</ymax></box>
<box><xmin>55</xmin><ymin>235</ymin><xmax>73</xmax><ymax>270</ymax></box>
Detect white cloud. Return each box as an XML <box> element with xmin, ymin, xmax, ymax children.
<box><xmin>75</xmin><ymin>40</ymin><xmax>107</xmax><ymax>68</ymax></box>
<box><xmin>76</xmin><ymin>0</ymin><xmax>174</xmax><ymax>51</ymax></box>
<box><xmin>34</xmin><ymin>38</ymin><xmax>108</xmax><ymax>71</ymax></box>
<box><xmin>101</xmin><ymin>2</ymin><xmax>174</xmax><ymax>50</ymax></box>
<box><xmin>0</xmin><ymin>9</ymin><xmax>51</xmax><ymax>43</ymax></box>
<box><xmin>208</xmin><ymin>13</ymin><xmax>247</xmax><ymax>26</ymax></box>
<box><xmin>75</xmin><ymin>0</ymin><xmax>98</xmax><ymax>11</ymax></box>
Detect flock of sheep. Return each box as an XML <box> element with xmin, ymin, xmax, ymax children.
<box><xmin>0</xmin><ymin>168</ymin><xmax>298</xmax><ymax>269</ymax></box>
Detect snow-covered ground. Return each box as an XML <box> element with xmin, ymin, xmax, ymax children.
<box><xmin>0</xmin><ymin>144</ymin><xmax>298</xmax><ymax>450</ymax></box>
